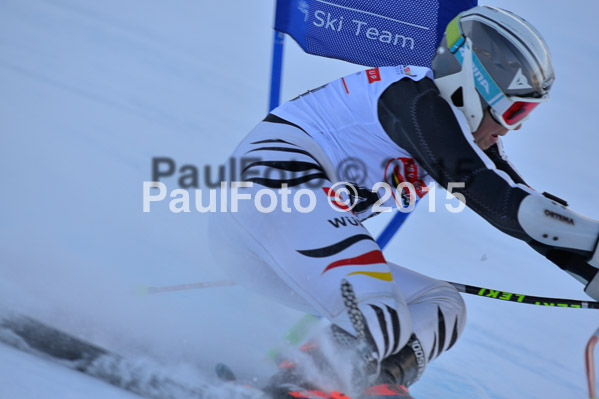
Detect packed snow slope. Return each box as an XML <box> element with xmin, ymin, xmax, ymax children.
<box><xmin>1</xmin><ymin>1</ymin><xmax>599</xmax><ymax>398</ymax></box>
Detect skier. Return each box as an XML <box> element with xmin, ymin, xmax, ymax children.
<box><xmin>210</xmin><ymin>5</ymin><xmax>599</xmax><ymax>395</ymax></box>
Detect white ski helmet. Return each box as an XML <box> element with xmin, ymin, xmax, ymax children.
<box><xmin>432</xmin><ymin>5</ymin><xmax>555</xmax><ymax>131</ymax></box>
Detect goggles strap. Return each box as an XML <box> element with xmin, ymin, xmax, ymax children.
<box><xmin>446</xmin><ymin>17</ymin><xmax>512</xmax><ymax>121</ymax></box>
<box><xmin>446</xmin><ymin>15</ymin><xmax>465</xmax><ymax>53</ymax></box>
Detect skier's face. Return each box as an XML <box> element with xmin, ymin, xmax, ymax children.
<box><xmin>472</xmin><ymin>108</ymin><xmax>514</xmax><ymax>150</ymax></box>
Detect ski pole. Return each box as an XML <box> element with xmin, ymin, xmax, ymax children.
<box><xmin>135</xmin><ymin>280</ymin><xmax>237</xmax><ymax>295</ymax></box>
<box><xmin>449</xmin><ymin>282</ymin><xmax>599</xmax><ymax>309</ymax></box>
<box><xmin>138</xmin><ymin>278</ymin><xmax>599</xmax><ymax>309</ymax></box>
<box><xmin>586</xmin><ymin>327</ymin><xmax>599</xmax><ymax>399</ymax></box>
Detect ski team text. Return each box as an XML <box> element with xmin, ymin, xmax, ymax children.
<box><xmin>313</xmin><ymin>10</ymin><xmax>416</xmax><ymax>50</ymax></box>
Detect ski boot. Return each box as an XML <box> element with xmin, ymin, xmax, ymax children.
<box><xmin>374</xmin><ymin>334</ymin><xmax>426</xmax><ymax>391</ymax></box>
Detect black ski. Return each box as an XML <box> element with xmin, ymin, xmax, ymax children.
<box><xmin>0</xmin><ymin>311</ymin><xmax>210</xmax><ymax>399</ymax></box>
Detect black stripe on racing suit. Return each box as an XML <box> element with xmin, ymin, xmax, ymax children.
<box><xmin>377</xmin><ymin>77</ymin><xmax>598</xmax><ymax>285</ymax></box>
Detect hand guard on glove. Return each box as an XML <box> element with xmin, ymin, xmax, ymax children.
<box><xmin>518</xmin><ymin>194</ymin><xmax>599</xmax><ymax>301</ymax></box>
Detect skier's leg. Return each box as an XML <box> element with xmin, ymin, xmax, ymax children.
<box><xmin>210</xmin><ymin>120</ymin><xmax>413</xmax><ymax>365</ymax></box>
<box><xmin>377</xmin><ymin>263</ymin><xmax>466</xmax><ymax>386</ymax></box>
<box><xmin>394</xmin><ymin>264</ymin><xmax>467</xmax><ymax>362</ymax></box>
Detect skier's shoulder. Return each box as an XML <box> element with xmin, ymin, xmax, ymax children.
<box><xmin>344</xmin><ymin>65</ymin><xmax>434</xmax><ymax>90</ymax></box>
<box><xmin>377</xmin><ymin>66</ymin><xmax>464</xmax><ymax>133</ymax></box>
<box><xmin>377</xmin><ymin>67</ymin><xmax>442</xmax><ymax>103</ymax></box>
<box><xmin>333</xmin><ymin>65</ymin><xmax>439</xmax><ymax>119</ymax></box>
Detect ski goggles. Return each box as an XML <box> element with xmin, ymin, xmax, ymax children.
<box><xmin>488</xmin><ymin>94</ymin><xmax>547</xmax><ymax>129</ymax></box>
<box><xmin>446</xmin><ymin>14</ymin><xmax>549</xmax><ymax>129</ymax></box>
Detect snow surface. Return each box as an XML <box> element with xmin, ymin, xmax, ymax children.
<box><xmin>0</xmin><ymin>341</ymin><xmax>141</xmax><ymax>399</ymax></box>
<box><xmin>1</xmin><ymin>0</ymin><xmax>598</xmax><ymax>398</ymax></box>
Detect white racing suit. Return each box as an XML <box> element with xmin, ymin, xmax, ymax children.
<box><xmin>210</xmin><ymin>66</ymin><xmax>599</xmax><ymax>378</ymax></box>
